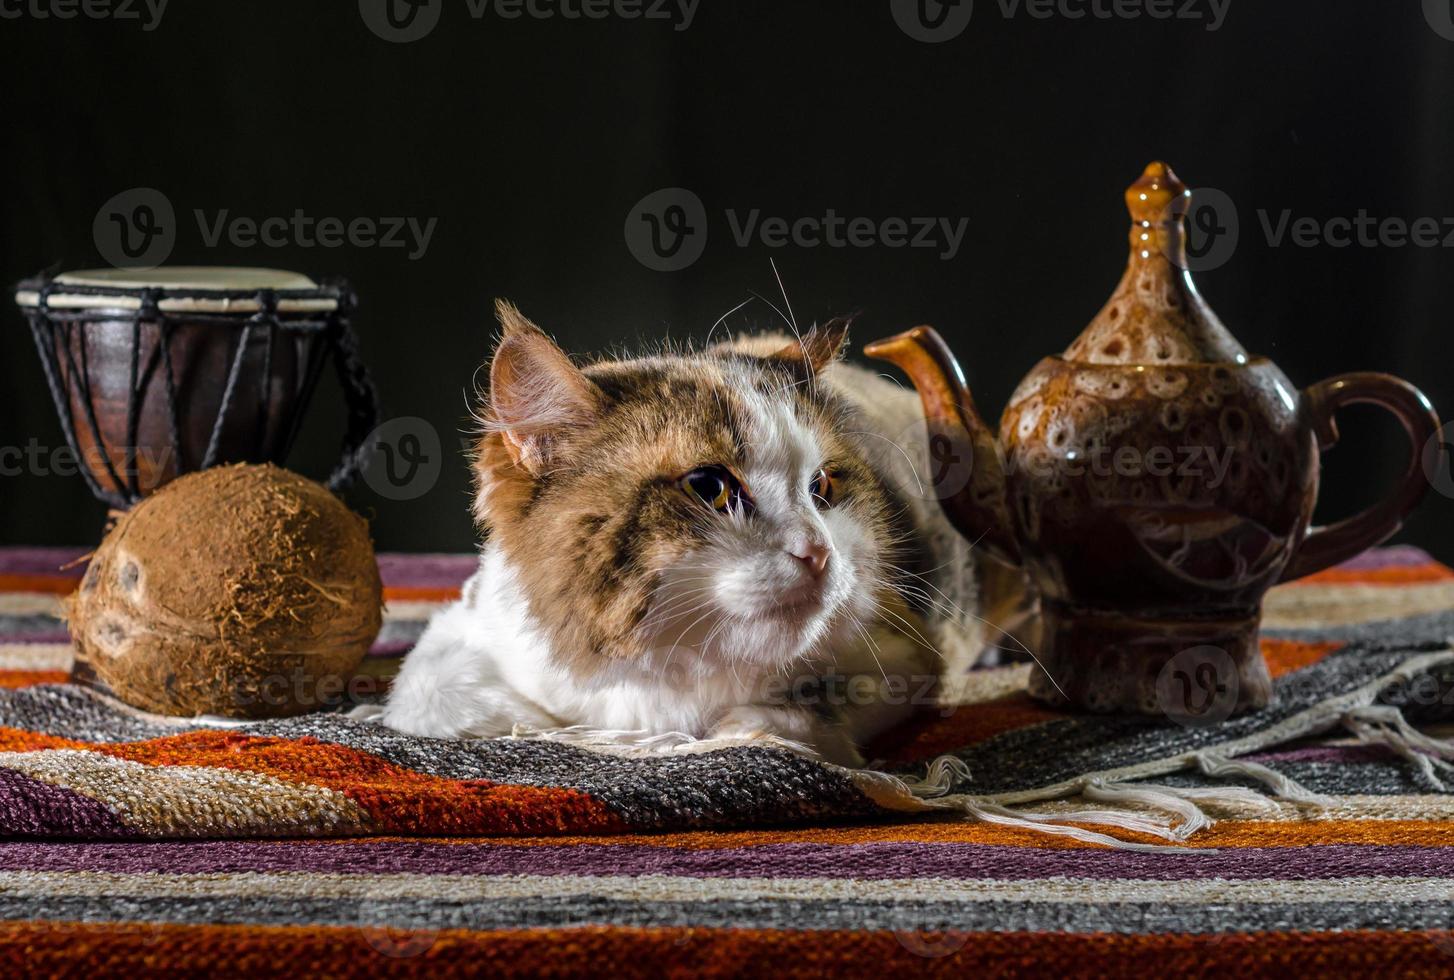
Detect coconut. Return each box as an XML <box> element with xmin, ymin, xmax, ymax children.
<box><xmin>66</xmin><ymin>463</ymin><xmax>383</xmax><ymax>718</ymax></box>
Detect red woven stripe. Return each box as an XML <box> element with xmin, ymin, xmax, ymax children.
<box><xmin>0</xmin><ymin>670</ymin><xmax>69</xmax><ymax>689</ymax></box>
<box><xmin>1285</xmin><ymin>562</ymin><xmax>1454</xmax><ymax>587</ymax></box>
<box><xmin>0</xmin><ymin>922</ymin><xmax>1444</xmax><ymax>978</ymax></box>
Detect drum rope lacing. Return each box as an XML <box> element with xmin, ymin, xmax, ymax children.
<box><xmin>19</xmin><ymin>274</ymin><xmax>380</xmax><ymax>508</ymax></box>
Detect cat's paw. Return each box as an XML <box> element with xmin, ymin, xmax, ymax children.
<box><xmin>708</xmin><ymin>705</ymin><xmax>865</xmax><ymax>768</ymax></box>
<box><xmin>380</xmin><ymin>670</ymin><xmax>553</xmax><ymax>740</ymax></box>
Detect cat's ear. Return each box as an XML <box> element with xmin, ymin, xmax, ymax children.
<box><xmin>768</xmin><ymin>316</ymin><xmax>852</xmax><ymax>376</ymax></box>
<box><xmin>488</xmin><ymin>300</ymin><xmax>602</xmax><ymax>475</ymax></box>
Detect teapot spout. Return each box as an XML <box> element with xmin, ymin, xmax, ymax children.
<box><xmin>865</xmin><ymin>326</ymin><xmax>1021</xmax><ymax>566</ymax></box>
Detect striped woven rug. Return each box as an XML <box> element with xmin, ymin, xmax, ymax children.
<box><xmin>1</xmin><ymin>545</ymin><xmax>1452</xmax><ymax>977</ymax></box>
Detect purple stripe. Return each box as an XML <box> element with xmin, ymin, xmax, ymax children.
<box><xmin>0</xmin><ymin>548</ymin><xmax>87</xmax><ymax>578</ymax></box>
<box><xmin>376</xmin><ymin>553</ymin><xmax>477</xmax><ymax>589</ymax></box>
<box><xmin>367</xmin><ymin>641</ymin><xmax>415</xmax><ymax>657</ymax></box>
<box><xmin>1244</xmin><ymin>744</ymin><xmax>1398</xmax><ymax>765</ymax></box>
<box><xmin>1333</xmin><ymin>545</ymin><xmax>1433</xmax><ymax>571</ymax></box>
<box><xmin>0</xmin><ymin>549</ymin><xmax>477</xmax><ymax>588</ymax></box>
<box><xmin>0</xmin><ymin>840</ymin><xmax>1447</xmax><ymax>879</ymax></box>
<box><xmin>0</xmin><ymin>632</ymin><xmax>72</xmax><ymax>645</ymax></box>
<box><xmin>0</xmin><ymin>767</ymin><xmax>131</xmax><ymax>837</ymax></box>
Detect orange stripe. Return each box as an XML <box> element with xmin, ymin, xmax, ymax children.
<box><xmin>0</xmin><ymin>573</ymin><xmax>78</xmax><ymax>596</ymax></box>
<box><xmin>1286</xmin><ymin>562</ymin><xmax>1454</xmax><ymax>587</ymax></box>
<box><xmin>383</xmin><ymin>585</ymin><xmax>461</xmax><ymax>602</ymax></box>
<box><xmin>0</xmin><ymin>669</ymin><xmax>69</xmax><ymax>689</ymax></box>
<box><xmin>0</xmin><ymin>922</ymin><xmax>1443</xmax><ymax>978</ymax></box>
<box><xmin>0</xmin><ymin>576</ymin><xmax>460</xmax><ymax>603</ymax></box>
<box><xmin>313</xmin><ymin>817</ymin><xmax>1454</xmax><ymax>851</ymax></box>
<box><xmin>1262</xmin><ymin>638</ymin><xmax>1344</xmax><ymax>677</ymax></box>
<box><xmin>0</xmin><ymin>726</ymin><xmax>107</xmax><ymax>751</ymax></box>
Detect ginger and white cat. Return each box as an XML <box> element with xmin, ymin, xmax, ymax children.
<box><xmin>380</xmin><ymin>303</ymin><xmax>983</xmax><ymax>765</ymax></box>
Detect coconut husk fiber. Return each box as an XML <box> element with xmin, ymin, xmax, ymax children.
<box><xmin>65</xmin><ymin>463</ymin><xmax>383</xmax><ymax>719</ymax></box>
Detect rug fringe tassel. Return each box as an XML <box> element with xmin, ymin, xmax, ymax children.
<box><xmin>1191</xmin><ymin>752</ymin><xmax>1335</xmax><ymax>805</ymax></box>
<box><xmin>848</xmin><ymin>768</ymin><xmax>1208</xmax><ymax>854</ymax></box>
<box><xmin>1343</xmin><ymin>704</ymin><xmax>1454</xmax><ymax>791</ymax></box>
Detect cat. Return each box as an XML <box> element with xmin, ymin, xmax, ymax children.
<box><xmin>379</xmin><ymin>301</ymin><xmax>987</xmax><ymax>766</ymax></box>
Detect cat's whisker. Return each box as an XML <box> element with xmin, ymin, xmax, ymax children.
<box><xmin>640</xmin><ymin>590</ymin><xmax>721</xmax><ymax>633</ymax></box>
<box><xmin>705</xmin><ymin>295</ymin><xmax>755</xmax><ymax>350</ymax></box>
<box><xmin>663</xmin><ymin>602</ymin><xmax>728</xmax><ymax>659</ymax></box>
<box><xmin>865</xmin><ymin>597</ymin><xmax>942</xmax><ymax>659</ymax></box>
<box><xmin>880</xmin><ymin>562</ymin><xmax>1067</xmax><ymax>700</ymax></box>
<box><xmin>841</xmin><ymin>429</ymin><xmax>926</xmax><ymax>497</ymax></box>
<box><xmin>769</xmin><ymin>257</ymin><xmax>799</xmax><ymax>336</ymax></box>
<box><xmin>844</xmin><ymin>612</ymin><xmax>891</xmax><ymax>686</ymax></box>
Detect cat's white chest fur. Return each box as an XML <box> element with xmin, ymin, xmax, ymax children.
<box><xmin>383</xmin><ymin>546</ymin><xmax>771</xmax><ymax>740</ymax></box>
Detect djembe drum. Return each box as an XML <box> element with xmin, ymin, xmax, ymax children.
<box><xmin>14</xmin><ymin>267</ymin><xmax>379</xmax><ymax>507</ymax></box>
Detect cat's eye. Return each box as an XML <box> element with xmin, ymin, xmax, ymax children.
<box><xmin>681</xmin><ymin>465</ymin><xmax>750</xmax><ymax>514</ymax></box>
<box><xmin>809</xmin><ymin>468</ymin><xmax>835</xmax><ymax>508</ymax></box>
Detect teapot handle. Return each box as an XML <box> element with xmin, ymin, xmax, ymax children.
<box><xmin>1280</xmin><ymin>372</ymin><xmax>1441</xmax><ymax>582</ymax></box>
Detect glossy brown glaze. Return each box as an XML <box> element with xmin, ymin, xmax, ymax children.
<box><xmin>869</xmin><ymin>161</ymin><xmax>1443</xmax><ymax>717</ymax></box>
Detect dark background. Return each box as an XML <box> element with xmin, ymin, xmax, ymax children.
<box><xmin>2</xmin><ymin>1</ymin><xmax>1452</xmax><ymax>559</ymax></box>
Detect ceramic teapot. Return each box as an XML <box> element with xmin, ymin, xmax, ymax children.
<box><xmin>866</xmin><ymin>162</ymin><xmax>1442</xmax><ymax>717</ymax></box>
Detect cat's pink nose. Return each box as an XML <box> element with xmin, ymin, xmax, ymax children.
<box><xmin>789</xmin><ymin>541</ymin><xmax>831</xmax><ymax>578</ymax></box>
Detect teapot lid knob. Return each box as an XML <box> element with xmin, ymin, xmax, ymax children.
<box><xmin>1061</xmin><ymin>160</ymin><xmax>1248</xmax><ymax>365</ymax></box>
<box><xmin>1125</xmin><ymin>160</ymin><xmax>1189</xmax><ymax>224</ymax></box>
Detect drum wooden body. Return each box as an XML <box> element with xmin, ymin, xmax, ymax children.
<box><xmin>15</xmin><ymin>268</ymin><xmax>377</xmax><ymax>507</ymax></box>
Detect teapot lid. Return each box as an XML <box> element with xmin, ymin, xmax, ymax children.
<box><xmin>1063</xmin><ymin>161</ymin><xmax>1248</xmax><ymax>366</ymax></box>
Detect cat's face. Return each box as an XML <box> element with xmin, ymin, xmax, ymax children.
<box><xmin>474</xmin><ymin>303</ymin><xmax>897</xmax><ymax>676</ymax></box>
